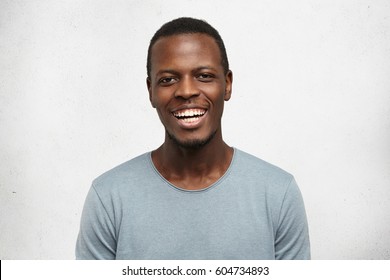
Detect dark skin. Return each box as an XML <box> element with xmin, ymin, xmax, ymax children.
<box><xmin>147</xmin><ymin>33</ymin><xmax>233</xmax><ymax>190</ymax></box>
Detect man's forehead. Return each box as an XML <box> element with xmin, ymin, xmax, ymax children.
<box><xmin>148</xmin><ymin>33</ymin><xmax>224</xmax><ymax>77</ymax></box>
<box><xmin>151</xmin><ymin>33</ymin><xmax>219</xmax><ymax>53</ymax></box>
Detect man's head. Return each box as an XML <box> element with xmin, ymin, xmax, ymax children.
<box><xmin>147</xmin><ymin>17</ymin><xmax>229</xmax><ymax>78</ymax></box>
<box><xmin>147</xmin><ymin>18</ymin><xmax>232</xmax><ymax>149</ymax></box>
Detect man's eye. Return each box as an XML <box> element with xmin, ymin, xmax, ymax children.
<box><xmin>159</xmin><ymin>77</ymin><xmax>176</xmax><ymax>85</ymax></box>
<box><xmin>198</xmin><ymin>74</ymin><xmax>213</xmax><ymax>81</ymax></box>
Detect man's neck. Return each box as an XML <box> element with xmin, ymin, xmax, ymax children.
<box><xmin>151</xmin><ymin>134</ymin><xmax>233</xmax><ymax>190</ymax></box>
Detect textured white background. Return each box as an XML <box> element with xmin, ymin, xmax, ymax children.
<box><xmin>1</xmin><ymin>0</ymin><xmax>389</xmax><ymax>259</ymax></box>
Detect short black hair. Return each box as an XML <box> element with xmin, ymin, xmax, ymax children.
<box><xmin>147</xmin><ymin>17</ymin><xmax>229</xmax><ymax>77</ymax></box>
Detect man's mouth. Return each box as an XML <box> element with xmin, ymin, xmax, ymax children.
<box><xmin>172</xmin><ymin>108</ymin><xmax>207</xmax><ymax>123</ymax></box>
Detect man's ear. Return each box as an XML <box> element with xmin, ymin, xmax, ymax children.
<box><xmin>224</xmin><ymin>70</ymin><xmax>233</xmax><ymax>101</ymax></box>
<box><xmin>146</xmin><ymin>77</ymin><xmax>155</xmax><ymax>108</ymax></box>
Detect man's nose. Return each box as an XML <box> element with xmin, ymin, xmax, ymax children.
<box><xmin>175</xmin><ymin>76</ymin><xmax>200</xmax><ymax>99</ymax></box>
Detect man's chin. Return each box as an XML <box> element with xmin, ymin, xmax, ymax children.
<box><xmin>167</xmin><ymin>130</ymin><xmax>217</xmax><ymax>150</ymax></box>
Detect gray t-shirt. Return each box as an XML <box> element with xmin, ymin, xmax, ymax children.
<box><xmin>76</xmin><ymin>148</ymin><xmax>310</xmax><ymax>259</ymax></box>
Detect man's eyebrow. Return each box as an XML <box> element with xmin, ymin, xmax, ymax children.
<box><xmin>155</xmin><ymin>69</ymin><xmax>180</xmax><ymax>79</ymax></box>
<box><xmin>194</xmin><ymin>66</ymin><xmax>217</xmax><ymax>72</ymax></box>
<box><xmin>154</xmin><ymin>66</ymin><xmax>217</xmax><ymax>79</ymax></box>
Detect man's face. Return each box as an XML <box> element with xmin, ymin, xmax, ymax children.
<box><xmin>147</xmin><ymin>33</ymin><xmax>232</xmax><ymax>148</ymax></box>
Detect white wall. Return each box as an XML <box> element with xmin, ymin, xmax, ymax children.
<box><xmin>1</xmin><ymin>0</ymin><xmax>389</xmax><ymax>259</ymax></box>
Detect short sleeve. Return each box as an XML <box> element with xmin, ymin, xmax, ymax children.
<box><xmin>75</xmin><ymin>184</ymin><xmax>117</xmax><ymax>259</ymax></box>
<box><xmin>274</xmin><ymin>178</ymin><xmax>310</xmax><ymax>259</ymax></box>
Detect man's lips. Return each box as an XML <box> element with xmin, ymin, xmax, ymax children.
<box><xmin>171</xmin><ymin>107</ymin><xmax>208</xmax><ymax>127</ymax></box>
<box><xmin>172</xmin><ymin>108</ymin><xmax>207</xmax><ymax>119</ymax></box>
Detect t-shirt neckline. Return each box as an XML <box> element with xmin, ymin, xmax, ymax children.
<box><xmin>147</xmin><ymin>147</ymin><xmax>237</xmax><ymax>193</ymax></box>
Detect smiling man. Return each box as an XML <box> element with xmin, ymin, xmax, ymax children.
<box><xmin>76</xmin><ymin>17</ymin><xmax>310</xmax><ymax>260</ymax></box>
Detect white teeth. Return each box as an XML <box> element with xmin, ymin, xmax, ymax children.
<box><xmin>173</xmin><ymin>109</ymin><xmax>206</xmax><ymax>118</ymax></box>
<box><xmin>182</xmin><ymin>117</ymin><xmax>200</xmax><ymax>123</ymax></box>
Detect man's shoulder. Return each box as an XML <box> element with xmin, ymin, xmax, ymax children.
<box><xmin>234</xmin><ymin>148</ymin><xmax>294</xmax><ymax>185</ymax></box>
<box><xmin>92</xmin><ymin>152</ymin><xmax>151</xmax><ymax>190</ymax></box>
